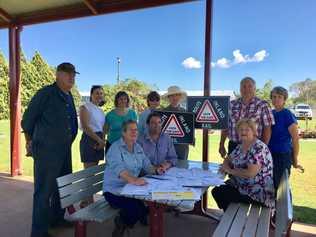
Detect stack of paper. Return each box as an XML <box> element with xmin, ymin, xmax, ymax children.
<box><xmin>120</xmin><ymin>166</ymin><xmax>224</xmax><ymax>200</ymax></box>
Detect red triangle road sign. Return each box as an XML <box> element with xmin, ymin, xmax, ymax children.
<box><xmin>196</xmin><ymin>100</ymin><xmax>219</xmax><ymax>123</ymax></box>
<box><xmin>162</xmin><ymin>114</ymin><xmax>185</xmax><ymax>137</ymax></box>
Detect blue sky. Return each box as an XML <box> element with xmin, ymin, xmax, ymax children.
<box><xmin>0</xmin><ymin>0</ymin><xmax>316</xmax><ymax>93</ymax></box>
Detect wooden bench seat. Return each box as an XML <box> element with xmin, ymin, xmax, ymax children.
<box><xmin>57</xmin><ymin>163</ymin><xmax>119</xmax><ymax>237</ymax></box>
<box><xmin>212</xmin><ymin>203</ymin><xmax>270</xmax><ymax>237</ymax></box>
<box><xmin>212</xmin><ymin>169</ymin><xmax>292</xmax><ymax>237</ymax></box>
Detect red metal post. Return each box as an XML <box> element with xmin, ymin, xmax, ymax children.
<box><xmin>202</xmin><ymin>0</ymin><xmax>213</xmax><ymax>208</ymax></box>
<box><xmin>148</xmin><ymin>202</ymin><xmax>165</xmax><ymax>237</ymax></box>
<box><xmin>9</xmin><ymin>26</ymin><xmax>22</xmax><ymax>176</ymax></box>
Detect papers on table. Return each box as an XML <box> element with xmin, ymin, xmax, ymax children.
<box><xmin>152</xmin><ymin>190</ymin><xmax>201</xmax><ymax>200</ymax></box>
<box><xmin>120</xmin><ymin>166</ymin><xmax>225</xmax><ymax>200</ymax></box>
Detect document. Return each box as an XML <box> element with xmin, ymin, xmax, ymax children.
<box><xmin>120</xmin><ymin>166</ymin><xmax>224</xmax><ymax>199</ymax></box>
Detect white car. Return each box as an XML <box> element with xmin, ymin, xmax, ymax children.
<box><xmin>292</xmin><ymin>104</ymin><xmax>313</xmax><ymax>120</ymax></box>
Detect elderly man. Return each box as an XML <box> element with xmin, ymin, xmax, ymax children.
<box><xmin>138</xmin><ymin>112</ymin><xmax>177</xmax><ymax>169</ymax></box>
<box><xmin>22</xmin><ymin>63</ymin><xmax>79</xmax><ymax>237</ymax></box>
<box><xmin>219</xmin><ymin>77</ymin><xmax>275</xmax><ymax>158</ymax></box>
<box><xmin>163</xmin><ymin>85</ymin><xmax>189</xmax><ymax>160</ymax></box>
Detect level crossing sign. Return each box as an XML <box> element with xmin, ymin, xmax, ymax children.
<box><xmin>187</xmin><ymin>96</ymin><xmax>229</xmax><ymax>129</ymax></box>
<box><xmin>154</xmin><ymin>110</ymin><xmax>195</xmax><ymax>144</ymax></box>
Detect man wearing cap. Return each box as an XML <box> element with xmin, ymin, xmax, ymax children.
<box><xmin>163</xmin><ymin>86</ymin><xmax>189</xmax><ymax>160</ymax></box>
<box><xmin>22</xmin><ymin>63</ymin><xmax>79</xmax><ymax>237</ymax></box>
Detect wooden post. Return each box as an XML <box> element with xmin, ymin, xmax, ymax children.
<box><xmin>202</xmin><ymin>0</ymin><xmax>213</xmax><ymax>209</ymax></box>
<box><xmin>9</xmin><ymin>25</ymin><xmax>22</xmax><ymax>176</ymax></box>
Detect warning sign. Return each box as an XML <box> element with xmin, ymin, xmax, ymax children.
<box><xmin>163</xmin><ymin>114</ymin><xmax>185</xmax><ymax>137</ymax></box>
<box><xmin>187</xmin><ymin>96</ymin><xmax>229</xmax><ymax>129</ymax></box>
<box><xmin>154</xmin><ymin>110</ymin><xmax>195</xmax><ymax>144</ymax></box>
<box><xmin>196</xmin><ymin>100</ymin><xmax>219</xmax><ymax>123</ymax></box>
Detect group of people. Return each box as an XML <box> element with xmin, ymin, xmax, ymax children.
<box><xmin>22</xmin><ymin>63</ymin><xmax>304</xmax><ymax>237</ymax></box>
<box><xmin>213</xmin><ymin>77</ymin><xmax>304</xmax><ymax>213</ymax></box>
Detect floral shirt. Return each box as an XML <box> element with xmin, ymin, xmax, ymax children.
<box><xmin>229</xmin><ymin>139</ymin><xmax>275</xmax><ymax>207</ymax></box>
<box><xmin>228</xmin><ymin>97</ymin><xmax>274</xmax><ymax>142</ymax></box>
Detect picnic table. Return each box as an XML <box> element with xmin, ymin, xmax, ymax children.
<box><xmin>120</xmin><ymin>159</ymin><xmax>224</xmax><ymax>237</ymax></box>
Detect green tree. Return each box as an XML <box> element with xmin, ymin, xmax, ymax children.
<box><xmin>256</xmin><ymin>80</ymin><xmax>273</xmax><ymax>103</ymax></box>
<box><xmin>0</xmin><ymin>51</ymin><xmax>9</xmax><ymax>119</ymax></box>
<box><xmin>290</xmin><ymin>78</ymin><xmax>316</xmax><ymax>106</ymax></box>
<box><xmin>20</xmin><ymin>52</ymin><xmax>41</xmax><ymax>112</ymax></box>
<box><xmin>101</xmin><ymin>79</ymin><xmax>154</xmax><ymax>113</ymax></box>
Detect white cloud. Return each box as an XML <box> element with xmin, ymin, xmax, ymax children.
<box><xmin>233</xmin><ymin>49</ymin><xmax>249</xmax><ymax>64</ymax></box>
<box><xmin>182</xmin><ymin>57</ymin><xmax>202</xmax><ymax>69</ymax></box>
<box><xmin>214</xmin><ymin>58</ymin><xmax>231</xmax><ymax>68</ymax></box>
<box><xmin>252</xmin><ymin>50</ymin><xmax>268</xmax><ymax>62</ymax></box>
<box><xmin>212</xmin><ymin>49</ymin><xmax>269</xmax><ymax>69</ymax></box>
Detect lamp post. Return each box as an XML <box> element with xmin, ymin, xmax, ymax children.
<box><xmin>116</xmin><ymin>57</ymin><xmax>121</xmax><ymax>84</ymax></box>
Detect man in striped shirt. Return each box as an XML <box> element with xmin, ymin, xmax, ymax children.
<box><xmin>219</xmin><ymin>77</ymin><xmax>275</xmax><ymax>158</ymax></box>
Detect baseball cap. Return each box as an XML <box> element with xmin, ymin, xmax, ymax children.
<box><xmin>57</xmin><ymin>62</ymin><xmax>80</xmax><ymax>74</ymax></box>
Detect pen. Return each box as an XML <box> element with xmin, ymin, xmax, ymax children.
<box><xmin>182</xmin><ymin>185</ymin><xmax>209</xmax><ymax>188</ymax></box>
<box><xmin>145</xmin><ymin>175</ymin><xmax>169</xmax><ymax>181</ymax></box>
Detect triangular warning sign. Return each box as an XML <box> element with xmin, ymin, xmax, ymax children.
<box><xmin>196</xmin><ymin>100</ymin><xmax>219</xmax><ymax>123</ymax></box>
<box><xmin>162</xmin><ymin>114</ymin><xmax>185</xmax><ymax>137</ymax></box>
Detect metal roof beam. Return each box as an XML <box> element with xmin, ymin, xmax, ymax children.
<box><xmin>83</xmin><ymin>0</ymin><xmax>98</xmax><ymax>15</ymax></box>
<box><xmin>0</xmin><ymin>7</ymin><xmax>12</xmax><ymax>23</ymax></box>
<box><xmin>0</xmin><ymin>0</ymin><xmax>196</xmax><ymax>29</ymax></box>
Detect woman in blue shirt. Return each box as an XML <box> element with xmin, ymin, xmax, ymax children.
<box><xmin>105</xmin><ymin>91</ymin><xmax>137</xmax><ymax>152</ymax></box>
<box><xmin>103</xmin><ymin>120</ymin><xmax>165</xmax><ymax>236</ymax></box>
<box><xmin>269</xmin><ymin>86</ymin><xmax>304</xmax><ymax>189</ymax></box>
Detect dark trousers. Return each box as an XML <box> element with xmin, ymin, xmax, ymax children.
<box><xmin>31</xmin><ymin>148</ymin><xmax>72</xmax><ymax>236</ymax></box>
<box><xmin>105</xmin><ymin>141</ymin><xmax>112</xmax><ymax>155</ymax></box>
<box><xmin>104</xmin><ymin>192</ymin><xmax>147</xmax><ymax>227</ymax></box>
<box><xmin>211</xmin><ymin>184</ymin><xmax>263</xmax><ymax>211</ymax></box>
<box><xmin>228</xmin><ymin>140</ymin><xmax>240</xmax><ymax>155</ymax></box>
<box><xmin>271</xmin><ymin>152</ymin><xmax>292</xmax><ymax>190</ymax></box>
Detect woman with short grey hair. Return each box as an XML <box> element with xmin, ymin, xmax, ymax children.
<box><xmin>269</xmin><ymin>86</ymin><xmax>304</xmax><ymax>190</ymax></box>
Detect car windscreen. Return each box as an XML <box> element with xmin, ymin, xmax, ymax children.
<box><xmin>297</xmin><ymin>106</ymin><xmax>310</xmax><ymax>109</ymax></box>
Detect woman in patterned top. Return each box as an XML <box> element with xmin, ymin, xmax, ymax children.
<box><xmin>212</xmin><ymin>118</ymin><xmax>275</xmax><ymax>210</ymax></box>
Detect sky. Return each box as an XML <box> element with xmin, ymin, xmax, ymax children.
<box><xmin>0</xmin><ymin>0</ymin><xmax>316</xmax><ymax>94</ymax></box>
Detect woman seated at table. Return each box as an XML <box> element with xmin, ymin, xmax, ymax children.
<box><xmin>212</xmin><ymin>118</ymin><xmax>275</xmax><ymax>211</ymax></box>
<box><xmin>103</xmin><ymin>120</ymin><xmax>165</xmax><ymax>237</ymax></box>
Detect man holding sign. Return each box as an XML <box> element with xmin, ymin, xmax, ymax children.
<box><xmin>163</xmin><ymin>86</ymin><xmax>189</xmax><ymax>160</ymax></box>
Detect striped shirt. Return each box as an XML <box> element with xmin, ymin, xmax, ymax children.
<box><xmin>228</xmin><ymin>97</ymin><xmax>274</xmax><ymax>142</ymax></box>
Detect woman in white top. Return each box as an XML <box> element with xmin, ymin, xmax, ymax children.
<box><xmin>79</xmin><ymin>85</ymin><xmax>106</xmax><ymax>168</ymax></box>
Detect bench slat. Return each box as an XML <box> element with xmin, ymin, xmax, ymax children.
<box><xmin>60</xmin><ymin>182</ymin><xmax>103</xmax><ymax>208</ymax></box>
<box><xmin>212</xmin><ymin>203</ymin><xmax>240</xmax><ymax>237</ymax></box>
<box><xmin>256</xmin><ymin>206</ymin><xmax>270</xmax><ymax>237</ymax></box>
<box><xmin>57</xmin><ymin>164</ymin><xmax>105</xmax><ymax>187</ymax></box>
<box><xmin>59</xmin><ymin>172</ymin><xmax>104</xmax><ymax>198</ymax></box>
<box><xmin>275</xmin><ymin>170</ymin><xmax>292</xmax><ymax>237</ymax></box>
<box><xmin>243</xmin><ymin>204</ymin><xmax>261</xmax><ymax>237</ymax></box>
<box><xmin>227</xmin><ymin>203</ymin><xmax>250</xmax><ymax>237</ymax></box>
<box><xmin>66</xmin><ymin>198</ymin><xmax>119</xmax><ymax>222</ymax></box>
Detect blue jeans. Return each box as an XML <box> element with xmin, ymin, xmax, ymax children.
<box><xmin>103</xmin><ymin>192</ymin><xmax>147</xmax><ymax>227</ymax></box>
<box><xmin>271</xmin><ymin>152</ymin><xmax>292</xmax><ymax>190</ymax></box>
<box><xmin>31</xmin><ymin>149</ymin><xmax>72</xmax><ymax>236</ymax></box>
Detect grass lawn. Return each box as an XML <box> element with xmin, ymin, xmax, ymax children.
<box><xmin>0</xmin><ymin>120</ymin><xmax>316</xmax><ymax>224</ymax></box>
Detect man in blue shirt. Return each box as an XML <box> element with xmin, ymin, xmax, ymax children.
<box><xmin>22</xmin><ymin>62</ymin><xmax>79</xmax><ymax>237</ymax></box>
<box><xmin>138</xmin><ymin>112</ymin><xmax>177</xmax><ymax>169</ymax></box>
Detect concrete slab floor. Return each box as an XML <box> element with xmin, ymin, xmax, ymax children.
<box><xmin>0</xmin><ymin>174</ymin><xmax>315</xmax><ymax>237</ymax></box>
